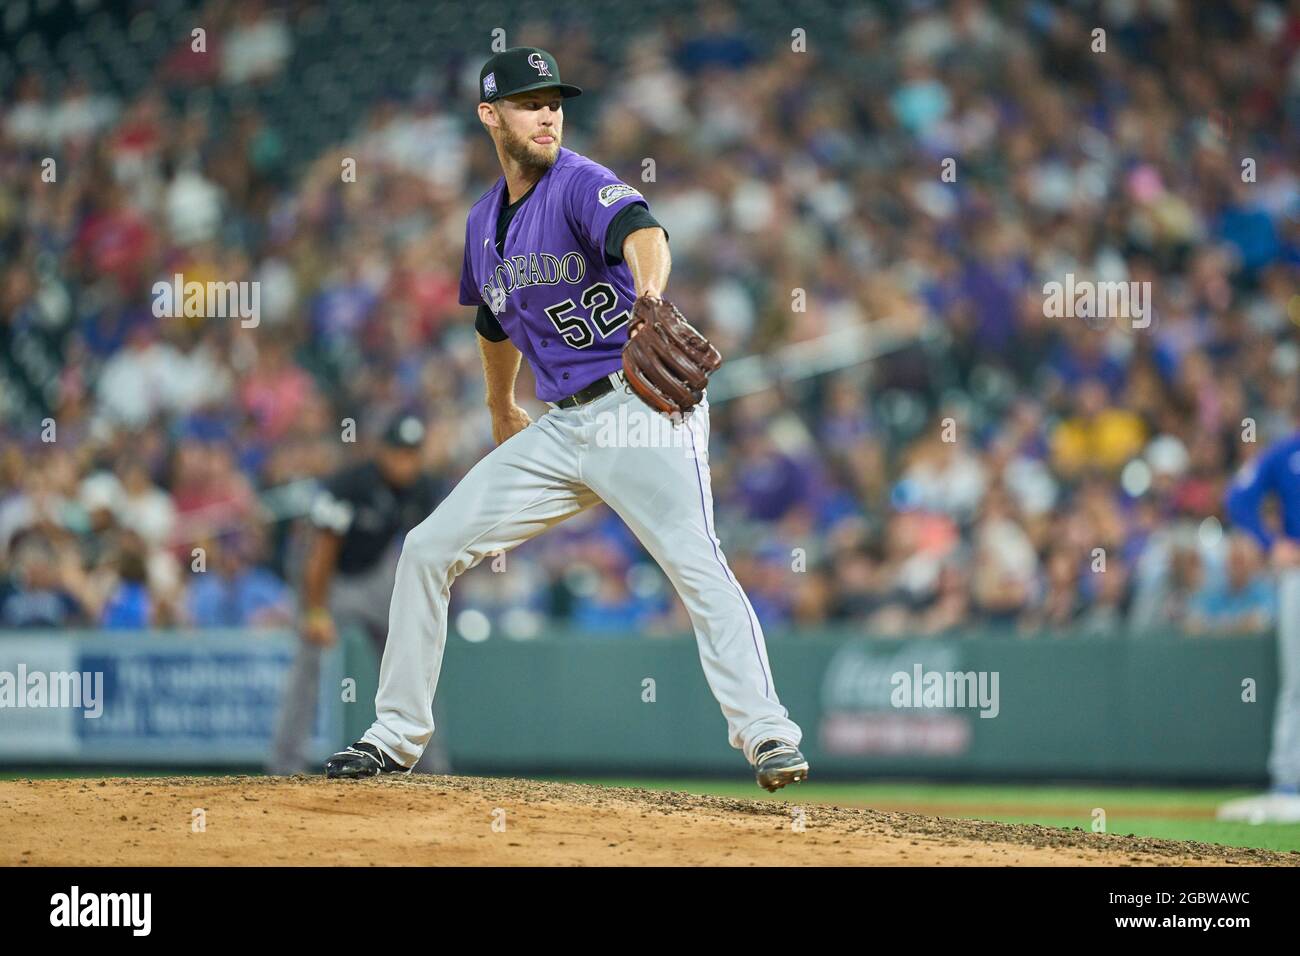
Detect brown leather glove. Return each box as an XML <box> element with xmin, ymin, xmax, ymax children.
<box><xmin>621</xmin><ymin>295</ymin><xmax>722</xmax><ymax>417</ymax></box>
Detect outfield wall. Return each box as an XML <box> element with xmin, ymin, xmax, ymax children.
<box><xmin>438</xmin><ymin>630</ymin><xmax>1275</xmax><ymax>783</ymax></box>
<box><xmin>0</xmin><ymin>629</ymin><xmax>1277</xmax><ymax>783</ymax></box>
<box><xmin>0</xmin><ymin>630</ymin><xmax>349</xmax><ymax>766</ymax></box>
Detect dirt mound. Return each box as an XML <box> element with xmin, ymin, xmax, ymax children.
<box><xmin>1</xmin><ymin>775</ymin><xmax>1292</xmax><ymax>866</ymax></box>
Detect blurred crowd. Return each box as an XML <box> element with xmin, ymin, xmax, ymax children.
<box><xmin>2</xmin><ymin>0</ymin><xmax>1299</xmax><ymax>639</ymax></box>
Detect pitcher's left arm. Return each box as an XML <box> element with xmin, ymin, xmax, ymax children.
<box><xmin>622</xmin><ymin>226</ymin><xmax>671</xmax><ymax>300</ymax></box>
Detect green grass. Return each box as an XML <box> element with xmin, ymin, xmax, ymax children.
<box><xmin>957</xmin><ymin>816</ymin><xmax>1300</xmax><ymax>852</ymax></box>
<box><xmin>556</xmin><ymin>778</ymin><xmax>1300</xmax><ymax>853</ymax></box>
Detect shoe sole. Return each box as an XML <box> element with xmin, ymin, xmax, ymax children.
<box><xmin>325</xmin><ymin>763</ymin><xmax>414</xmax><ymax>780</ymax></box>
<box><xmin>325</xmin><ymin>763</ymin><xmax>377</xmax><ymax>780</ymax></box>
<box><xmin>757</xmin><ymin>762</ymin><xmax>810</xmax><ymax>793</ymax></box>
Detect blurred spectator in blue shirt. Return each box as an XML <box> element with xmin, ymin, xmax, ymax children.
<box><xmin>675</xmin><ymin>1</ymin><xmax>757</xmax><ymax>73</ymax></box>
<box><xmin>98</xmin><ymin>534</ymin><xmax>152</xmax><ymax>630</ymax></box>
<box><xmin>0</xmin><ymin>532</ymin><xmax>88</xmax><ymax>628</ymax></box>
<box><xmin>1185</xmin><ymin>535</ymin><xmax>1275</xmax><ymax>636</ymax></box>
<box><xmin>187</xmin><ymin>531</ymin><xmax>294</xmax><ymax>628</ymax></box>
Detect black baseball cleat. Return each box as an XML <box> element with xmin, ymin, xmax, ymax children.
<box><xmin>753</xmin><ymin>739</ymin><xmax>810</xmax><ymax>792</ymax></box>
<box><xmin>324</xmin><ymin>741</ymin><xmax>413</xmax><ymax>779</ymax></box>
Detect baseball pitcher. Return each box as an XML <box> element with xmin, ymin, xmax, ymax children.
<box><xmin>324</xmin><ymin>47</ymin><xmax>808</xmax><ymax>791</ymax></box>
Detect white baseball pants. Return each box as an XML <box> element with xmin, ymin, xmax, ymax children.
<box><xmin>361</xmin><ymin>376</ymin><xmax>802</xmax><ymax>768</ymax></box>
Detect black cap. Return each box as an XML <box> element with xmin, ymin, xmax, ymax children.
<box><xmin>382</xmin><ymin>414</ymin><xmax>426</xmax><ymax>449</ymax></box>
<box><xmin>479</xmin><ymin>47</ymin><xmax>582</xmax><ymax>104</ymax></box>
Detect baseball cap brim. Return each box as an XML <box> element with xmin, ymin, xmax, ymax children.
<box><xmin>485</xmin><ymin>80</ymin><xmax>582</xmax><ymax>103</ymax></box>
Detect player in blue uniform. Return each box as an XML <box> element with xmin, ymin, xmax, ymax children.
<box><xmin>1220</xmin><ymin>431</ymin><xmax>1300</xmax><ymax>822</ymax></box>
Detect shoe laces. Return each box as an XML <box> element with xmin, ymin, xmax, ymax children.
<box><xmin>338</xmin><ymin>744</ymin><xmax>382</xmax><ymax>767</ymax></box>
<box><xmin>754</xmin><ymin>741</ymin><xmax>798</xmax><ymax>765</ymax></box>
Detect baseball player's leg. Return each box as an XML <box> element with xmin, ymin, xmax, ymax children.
<box><xmin>343</xmin><ymin>542</ymin><xmax>453</xmax><ymax>773</ymax></box>
<box><xmin>267</xmin><ymin>639</ymin><xmax>323</xmax><ymax>774</ymax></box>
<box><xmin>1267</xmin><ymin>567</ymin><xmax>1300</xmax><ymax>789</ymax></box>
<box><xmin>269</xmin><ymin>570</ymin><xmax>377</xmax><ymax>774</ymax></box>
<box><xmin>361</xmin><ymin>412</ymin><xmax>600</xmax><ymax>767</ymax></box>
<box><xmin>581</xmin><ymin>392</ymin><xmax>802</xmax><ymax>764</ymax></box>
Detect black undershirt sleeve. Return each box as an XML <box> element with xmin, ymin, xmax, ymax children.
<box><xmin>475</xmin><ymin>303</ymin><xmax>509</xmax><ymax>342</ymax></box>
<box><xmin>603</xmin><ymin>204</ymin><xmax>668</xmax><ymax>265</ymax></box>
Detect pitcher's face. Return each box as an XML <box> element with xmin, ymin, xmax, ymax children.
<box><xmin>493</xmin><ymin>90</ymin><xmax>564</xmax><ymax>171</ymax></box>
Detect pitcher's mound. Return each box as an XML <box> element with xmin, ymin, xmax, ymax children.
<box><xmin>1</xmin><ymin>775</ymin><xmax>1290</xmax><ymax>866</ymax></box>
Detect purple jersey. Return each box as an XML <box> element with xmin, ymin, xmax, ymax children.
<box><xmin>458</xmin><ymin>147</ymin><xmax>649</xmax><ymax>403</ymax></box>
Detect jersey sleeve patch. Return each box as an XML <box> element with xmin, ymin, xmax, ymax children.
<box><xmin>597</xmin><ymin>183</ymin><xmax>642</xmax><ymax>207</ymax></box>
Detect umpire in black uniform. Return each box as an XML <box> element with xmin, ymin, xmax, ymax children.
<box><xmin>268</xmin><ymin>413</ymin><xmax>447</xmax><ymax>775</ymax></box>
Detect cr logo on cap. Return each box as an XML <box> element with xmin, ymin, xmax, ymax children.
<box><xmin>483</xmin><ymin>72</ymin><xmax>497</xmax><ymax>97</ymax></box>
<box><xmin>527</xmin><ymin>52</ymin><xmax>552</xmax><ymax>77</ymax></box>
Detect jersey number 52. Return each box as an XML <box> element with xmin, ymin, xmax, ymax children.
<box><xmin>544</xmin><ymin>282</ymin><xmax>629</xmax><ymax>349</ymax></box>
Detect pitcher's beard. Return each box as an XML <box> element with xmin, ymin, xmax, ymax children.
<box><xmin>501</xmin><ymin>123</ymin><xmax>561</xmax><ymax>174</ymax></box>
